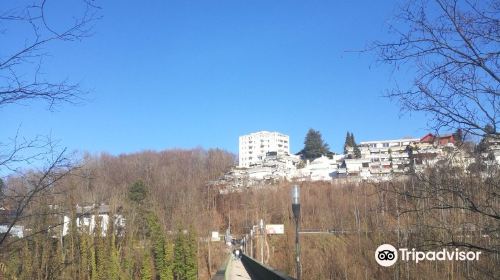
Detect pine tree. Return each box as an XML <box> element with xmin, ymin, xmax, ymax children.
<box><xmin>344</xmin><ymin>132</ymin><xmax>361</xmax><ymax>158</ymax></box>
<box><xmin>108</xmin><ymin>233</ymin><xmax>120</xmax><ymax>280</ymax></box>
<box><xmin>185</xmin><ymin>230</ymin><xmax>198</xmax><ymax>280</ymax></box>
<box><xmin>90</xmin><ymin>228</ymin><xmax>98</xmax><ymax>280</ymax></box>
<box><xmin>94</xmin><ymin>215</ymin><xmax>109</xmax><ymax>280</ymax></box>
<box><xmin>141</xmin><ymin>250</ymin><xmax>154</xmax><ymax>280</ymax></box>
<box><xmin>348</xmin><ymin>132</ymin><xmax>354</xmax><ymax>147</ymax></box>
<box><xmin>299</xmin><ymin>129</ymin><xmax>330</xmax><ymax>160</ymax></box>
<box><xmin>147</xmin><ymin>212</ymin><xmax>174</xmax><ymax>280</ymax></box>
<box><xmin>163</xmin><ymin>238</ymin><xmax>174</xmax><ymax>280</ymax></box>
<box><xmin>343</xmin><ymin>132</ymin><xmax>351</xmax><ymax>155</ymax></box>
<box><xmin>79</xmin><ymin>233</ymin><xmax>90</xmax><ymax>280</ymax></box>
<box><xmin>129</xmin><ymin>181</ymin><xmax>148</xmax><ymax>203</ymax></box>
<box><xmin>453</xmin><ymin>128</ymin><xmax>464</xmax><ymax>145</ymax></box>
<box><xmin>173</xmin><ymin>231</ymin><xmax>186</xmax><ymax>280</ymax></box>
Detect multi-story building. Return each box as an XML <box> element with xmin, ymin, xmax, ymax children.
<box><xmin>359</xmin><ymin>138</ymin><xmax>420</xmax><ymax>176</ymax></box>
<box><xmin>239</xmin><ymin>131</ymin><xmax>290</xmax><ymax>167</ymax></box>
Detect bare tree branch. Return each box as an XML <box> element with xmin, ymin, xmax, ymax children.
<box><xmin>368</xmin><ymin>0</ymin><xmax>500</xmax><ymax>137</ymax></box>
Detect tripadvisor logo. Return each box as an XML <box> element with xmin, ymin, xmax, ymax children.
<box><xmin>375</xmin><ymin>244</ymin><xmax>398</xmax><ymax>267</ymax></box>
<box><xmin>375</xmin><ymin>244</ymin><xmax>482</xmax><ymax>267</ymax></box>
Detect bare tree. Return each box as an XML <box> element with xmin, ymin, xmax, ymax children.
<box><xmin>368</xmin><ymin>0</ymin><xmax>500</xmax><ymax>270</ymax></box>
<box><xmin>0</xmin><ymin>0</ymin><xmax>100</xmax><ymax>247</ymax></box>
<box><xmin>0</xmin><ymin>0</ymin><xmax>100</xmax><ymax>109</ymax></box>
<box><xmin>371</xmin><ymin>0</ymin><xmax>499</xmax><ymax>137</ymax></box>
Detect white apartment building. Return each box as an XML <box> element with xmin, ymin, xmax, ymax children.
<box><xmin>359</xmin><ymin>138</ymin><xmax>420</xmax><ymax>176</ymax></box>
<box><xmin>239</xmin><ymin>131</ymin><xmax>290</xmax><ymax>167</ymax></box>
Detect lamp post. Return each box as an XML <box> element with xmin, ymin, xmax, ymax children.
<box><xmin>291</xmin><ymin>185</ymin><xmax>301</xmax><ymax>280</ymax></box>
<box><xmin>259</xmin><ymin>219</ymin><xmax>265</xmax><ymax>263</ymax></box>
<box><xmin>250</xmin><ymin>229</ymin><xmax>254</xmax><ymax>258</ymax></box>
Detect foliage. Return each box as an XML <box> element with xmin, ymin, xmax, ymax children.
<box><xmin>344</xmin><ymin>132</ymin><xmax>361</xmax><ymax>158</ymax></box>
<box><xmin>141</xmin><ymin>251</ymin><xmax>154</xmax><ymax>280</ymax></box>
<box><xmin>129</xmin><ymin>180</ymin><xmax>148</xmax><ymax>203</ymax></box>
<box><xmin>173</xmin><ymin>229</ymin><xmax>198</xmax><ymax>280</ymax></box>
<box><xmin>299</xmin><ymin>129</ymin><xmax>330</xmax><ymax>160</ymax></box>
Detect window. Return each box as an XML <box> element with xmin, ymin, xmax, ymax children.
<box><xmin>383</xmin><ymin>143</ymin><xmax>389</xmax><ymax>147</ymax></box>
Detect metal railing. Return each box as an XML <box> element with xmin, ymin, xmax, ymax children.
<box><xmin>239</xmin><ymin>254</ymin><xmax>295</xmax><ymax>280</ymax></box>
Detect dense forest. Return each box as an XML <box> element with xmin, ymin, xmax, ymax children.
<box><xmin>1</xmin><ymin>147</ymin><xmax>498</xmax><ymax>279</ymax></box>
<box><xmin>0</xmin><ymin>149</ymin><xmax>234</xmax><ymax>279</ymax></box>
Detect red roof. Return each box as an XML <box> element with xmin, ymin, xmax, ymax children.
<box><xmin>420</xmin><ymin>133</ymin><xmax>455</xmax><ymax>145</ymax></box>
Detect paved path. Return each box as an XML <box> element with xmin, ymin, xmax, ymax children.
<box><xmin>226</xmin><ymin>257</ymin><xmax>252</xmax><ymax>280</ymax></box>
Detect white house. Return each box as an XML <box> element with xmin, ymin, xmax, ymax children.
<box><xmin>296</xmin><ymin>156</ymin><xmax>338</xmax><ymax>181</ymax></box>
<box><xmin>239</xmin><ymin>131</ymin><xmax>290</xmax><ymax>167</ymax></box>
<box><xmin>62</xmin><ymin>204</ymin><xmax>125</xmax><ymax>237</ymax></box>
<box><xmin>0</xmin><ymin>225</ymin><xmax>24</xmax><ymax>238</ymax></box>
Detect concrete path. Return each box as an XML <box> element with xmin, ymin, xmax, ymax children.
<box><xmin>226</xmin><ymin>257</ymin><xmax>252</xmax><ymax>280</ymax></box>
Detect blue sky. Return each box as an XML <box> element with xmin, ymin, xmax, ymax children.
<box><xmin>2</xmin><ymin>0</ymin><xmax>430</xmax><ymax>156</ymax></box>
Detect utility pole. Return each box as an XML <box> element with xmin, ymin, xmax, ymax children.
<box><xmin>260</xmin><ymin>219</ymin><xmax>264</xmax><ymax>263</ymax></box>
<box><xmin>250</xmin><ymin>229</ymin><xmax>253</xmax><ymax>258</ymax></box>
<box><xmin>291</xmin><ymin>185</ymin><xmax>302</xmax><ymax>280</ymax></box>
<box><xmin>207</xmin><ymin>234</ymin><xmax>212</xmax><ymax>277</ymax></box>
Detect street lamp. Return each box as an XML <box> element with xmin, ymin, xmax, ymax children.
<box><xmin>291</xmin><ymin>185</ymin><xmax>301</xmax><ymax>280</ymax></box>
<box><xmin>259</xmin><ymin>219</ymin><xmax>265</xmax><ymax>263</ymax></box>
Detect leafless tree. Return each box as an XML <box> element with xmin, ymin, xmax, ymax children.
<box><xmin>0</xmin><ymin>0</ymin><xmax>100</xmax><ymax>247</ymax></box>
<box><xmin>368</xmin><ymin>1</ymin><xmax>500</xmax><ymax>273</ymax></box>
<box><xmin>371</xmin><ymin>0</ymin><xmax>499</xmax><ymax>137</ymax></box>
<box><xmin>0</xmin><ymin>0</ymin><xmax>100</xmax><ymax>109</ymax></box>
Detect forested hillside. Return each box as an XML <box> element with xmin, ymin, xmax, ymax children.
<box><xmin>1</xmin><ymin>148</ymin><xmax>234</xmax><ymax>280</ymax></box>
<box><xmin>1</xmin><ymin>147</ymin><xmax>498</xmax><ymax>279</ymax></box>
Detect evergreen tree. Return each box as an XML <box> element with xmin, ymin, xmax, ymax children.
<box><xmin>79</xmin><ymin>233</ymin><xmax>90</xmax><ymax>280</ymax></box>
<box><xmin>129</xmin><ymin>180</ymin><xmax>148</xmax><ymax>203</ymax></box>
<box><xmin>351</xmin><ymin>133</ymin><xmax>361</xmax><ymax>158</ymax></box>
<box><xmin>343</xmin><ymin>132</ymin><xmax>351</xmax><ymax>155</ymax></box>
<box><xmin>173</xmin><ymin>231</ymin><xmax>186</xmax><ymax>280</ymax></box>
<box><xmin>353</xmin><ymin>146</ymin><xmax>361</xmax><ymax>158</ymax></box>
<box><xmin>185</xmin><ymin>229</ymin><xmax>198</xmax><ymax>280</ymax></box>
<box><xmin>94</xmin><ymin>216</ymin><xmax>109</xmax><ymax>280</ymax></box>
<box><xmin>108</xmin><ymin>233</ymin><xmax>120</xmax><ymax>280</ymax></box>
<box><xmin>453</xmin><ymin>128</ymin><xmax>464</xmax><ymax>146</ymax></box>
<box><xmin>344</xmin><ymin>132</ymin><xmax>361</xmax><ymax>158</ymax></box>
<box><xmin>299</xmin><ymin>129</ymin><xmax>330</xmax><ymax>160</ymax></box>
<box><xmin>163</xmin><ymin>239</ymin><xmax>174</xmax><ymax>280</ymax></box>
<box><xmin>476</xmin><ymin>125</ymin><xmax>498</xmax><ymax>154</ymax></box>
<box><xmin>141</xmin><ymin>250</ymin><xmax>154</xmax><ymax>280</ymax></box>
<box><xmin>146</xmin><ymin>212</ymin><xmax>175</xmax><ymax>280</ymax></box>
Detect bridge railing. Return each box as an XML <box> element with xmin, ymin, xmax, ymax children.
<box><xmin>239</xmin><ymin>254</ymin><xmax>295</xmax><ymax>280</ymax></box>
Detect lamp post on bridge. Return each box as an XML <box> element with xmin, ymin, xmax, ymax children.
<box><xmin>291</xmin><ymin>185</ymin><xmax>301</xmax><ymax>280</ymax></box>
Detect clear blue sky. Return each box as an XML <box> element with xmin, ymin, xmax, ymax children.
<box><xmin>2</xmin><ymin>0</ymin><xmax>430</xmax><ymax>156</ymax></box>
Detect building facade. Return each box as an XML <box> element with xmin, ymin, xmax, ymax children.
<box><xmin>239</xmin><ymin>131</ymin><xmax>290</xmax><ymax>167</ymax></box>
<box><xmin>359</xmin><ymin>138</ymin><xmax>420</xmax><ymax>176</ymax></box>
